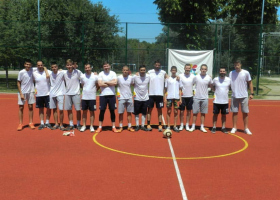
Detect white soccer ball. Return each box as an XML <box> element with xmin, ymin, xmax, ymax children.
<box><xmin>163</xmin><ymin>129</ymin><xmax>172</xmax><ymax>138</ymax></box>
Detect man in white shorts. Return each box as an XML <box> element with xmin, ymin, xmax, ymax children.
<box><xmin>63</xmin><ymin>59</ymin><xmax>83</xmax><ymax>133</ymax></box>
<box><xmin>229</xmin><ymin>60</ymin><xmax>254</xmax><ymax>135</ymax></box>
<box><xmin>80</xmin><ymin>64</ymin><xmax>99</xmax><ymax>132</ymax></box>
<box><xmin>164</xmin><ymin>66</ymin><xmax>181</xmax><ymax>132</ymax></box>
<box><xmin>190</xmin><ymin>64</ymin><xmax>212</xmax><ymax>133</ymax></box>
<box><xmin>116</xmin><ymin>66</ymin><xmax>135</xmax><ymax>132</ymax></box>
<box><xmin>49</xmin><ymin>62</ymin><xmax>66</xmax><ymax>130</ymax></box>
<box><xmin>33</xmin><ymin>60</ymin><xmax>52</xmax><ymax>130</ymax></box>
<box><xmin>17</xmin><ymin>59</ymin><xmax>36</xmax><ymax>131</ymax></box>
<box><xmin>133</xmin><ymin>65</ymin><xmax>150</xmax><ymax>131</ymax></box>
<box><xmin>147</xmin><ymin>60</ymin><xmax>167</xmax><ymax>132</ymax></box>
<box><xmin>211</xmin><ymin>67</ymin><xmax>231</xmax><ymax>134</ymax></box>
<box><xmin>179</xmin><ymin>64</ymin><xmax>195</xmax><ymax>131</ymax></box>
<box><xmin>96</xmin><ymin>61</ymin><xmax>118</xmax><ymax>133</ymax></box>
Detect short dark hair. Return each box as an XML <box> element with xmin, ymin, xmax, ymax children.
<box><xmin>50</xmin><ymin>61</ymin><xmax>57</xmax><ymax>65</ymax></box>
<box><xmin>154</xmin><ymin>60</ymin><xmax>161</xmax><ymax>64</ymax></box>
<box><xmin>103</xmin><ymin>60</ymin><xmax>109</xmax><ymax>65</ymax></box>
<box><xmin>219</xmin><ymin>67</ymin><xmax>226</xmax><ymax>71</ymax></box>
<box><xmin>122</xmin><ymin>65</ymin><xmax>129</xmax><ymax>69</ymax></box>
<box><xmin>185</xmin><ymin>63</ymin><xmax>191</xmax><ymax>67</ymax></box>
<box><xmin>171</xmin><ymin>66</ymin><xmax>177</xmax><ymax>71</ymax></box>
<box><xmin>24</xmin><ymin>59</ymin><xmax>32</xmax><ymax>64</ymax></box>
<box><xmin>201</xmin><ymin>64</ymin><xmax>208</xmax><ymax>69</ymax></box>
<box><xmin>139</xmin><ymin>65</ymin><xmax>146</xmax><ymax>70</ymax></box>
<box><xmin>234</xmin><ymin>60</ymin><xmax>242</xmax><ymax>64</ymax></box>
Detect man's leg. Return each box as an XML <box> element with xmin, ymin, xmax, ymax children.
<box><xmin>186</xmin><ymin>110</ymin><xmax>191</xmax><ymax>129</ymax></box>
<box><xmin>179</xmin><ymin>110</ymin><xmax>184</xmax><ymax>130</ymax></box>
<box><xmin>174</xmin><ymin>108</ymin><xmax>178</xmax><ymax>127</ymax></box>
<box><xmin>232</xmin><ymin>112</ymin><xmax>238</xmax><ymax>129</ymax></box>
<box><xmin>38</xmin><ymin>107</ymin><xmax>45</xmax><ymax>130</ymax></box>
<box><xmin>45</xmin><ymin>108</ymin><xmax>51</xmax><ymax>128</ymax></box>
<box><xmin>127</xmin><ymin>112</ymin><xmax>134</xmax><ymax>131</ymax></box>
<box><xmin>167</xmin><ymin>107</ymin><xmax>171</xmax><ymax>128</ymax></box>
<box><xmin>80</xmin><ymin>109</ymin><xmax>87</xmax><ymax>132</ymax></box>
<box><xmin>59</xmin><ymin>110</ymin><xmax>64</xmax><ymax>128</ymax></box>
<box><xmin>157</xmin><ymin>108</ymin><xmax>163</xmax><ymax>131</ymax></box>
<box><xmin>18</xmin><ymin>105</ymin><xmax>24</xmax><ymax>130</ymax></box>
<box><xmin>243</xmin><ymin>112</ymin><xmax>249</xmax><ymax>130</ymax></box>
<box><xmin>118</xmin><ymin>113</ymin><xmax>124</xmax><ymax>131</ymax></box>
<box><xmin>28</xmin><ymin>104</ymin><xmax>34</xmax><ymax>124</ymax></box>
<box><xmin>53</xmin><ymin>108</ymin><xmax>58</xmax><ymax>126</ymax></box>
<box><xmin>191</xmin><ymin>114</ymin><xmax>198</xmax><ymax>131</ymax></box>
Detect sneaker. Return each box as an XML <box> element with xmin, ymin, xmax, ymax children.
<box><xmin>59</xmin><ymin>126</ymin><xmax>65</xmax><ymax>131</ymax></box>
<box><xmin>45</xmin><ymin>123</ymin><xmax>53</xmax><ymax>130</ymax></box>
<box><xmin>140</xmin><ymin>126</ymin><xmax>148</xmax><ymax>131</ymax></box>
<box><xmin>244</xmin><ymin>128</ymin><xmax>252</xmax><ymax>135</ymax></box>
<box><xmin>95</xmin><ymin>127</ymin><xmax>102</xmax><ymax>133</ymax></box>
<box><xmin>221</xmin><ymin>128</ymin><xmax>228</xmax><ymax>134</ymax></box>
<box><xmin>38</xmin><ymin>124</ymin><xmax>45</xmax><ymax>130</ymax></box>
<box><xmin>179</xmin><ymin>125</ymin><xmax>184</xmax><ymax>131</ymax></box>
<box><xmin>52</xmin><ymin>124</ymin><xmax>59</xmax><ymax>130</ymax></box>
<box><xmin>62</xmin><ymin>131</ymin><xmax>71</xmax><ymax>136</ymax></box>
<box><xmin>29</xmin><ymin>123</ymin><xmax>35</xmax><ymax>130</ymax></box>
<box><xmin>211</xmin><ymin>127</ymin><xmax>216</xmax><ymax>134</ymax></box>
<box><xmin>65</xmin><ymin>125</ymin><xmax>74</xmax><ymax>131</ymax></box>
<box><xmin>76</xmin><ymin>125</ymin><xmax>82</xmax><ymax>131</ymax></box>
<box><xmin>112</xmin><ymin>127</ymin><xmax>119</xmax><ymax>133</ymax></box>
<box><xmin>135</xmin><ymin>126</ymin><xmax>140</xmax><ymax>131</ymax></box>
<box><xmin>200</xmin><ymin>127</ymin><xmax>207</xmax><ymax>133</ymax></box>
<box><xmin>166</xmin><ymin>126</ymin><xmax>171</xmax><ymax>130</ymax></box>
<box><xmin>17</xmin><ymin>124</ymin><xmax>23</xmax><ymax>131</ymax></box>
<box><xmin>80</xmin><ymin>126</ymin><xmax>86</xmax><ymax>132</ymax></box>
<box><xmin>230</xmin><ymin>128</ymin><xmax>237</xmax><ymax>134</ymax></box>
<box><xmin>90</xmin><ymin>126</ymin><xmax>95</xmax><ymax>132</ymax></box>
<box><xmin>189</xmin><ymin>127</ymin><xmax>195</xmax><ymax>132</ymax></box>
<box><xmin>128</xmin><ymin>127</ymin><xmax>135</xmax><ymax>132</ymax></box>
<box><xmin>147</xmin><ymin>125</ymin><xmax>152</xmax><ymax>131</ymax></box>
<box><xmin>185</xmin><ymin>126</ymin><xmax>190</xmax><ymax>131</ymax></box>
<box><xmin>173</xmin><ymin>127</ymin><xmax>180</xmax><ymax>133</ymax></box>
<box><xmin>158</xmin><ymin>125</ymin><xmax>163</xmax><ymax>132</ymax></box>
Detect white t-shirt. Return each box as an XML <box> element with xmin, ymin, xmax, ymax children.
<box><xmin>50</xmin><ymin>70</ymin><xmax>66</xmax><ymax>97</ymax></box>
<box><xmin>133</xmin><ymin>75</ymin><xmax>150</xmax><ymax>101</ymax></box>
<box><xmin>193</xmin><ymin>74</ymin><xmax>212</xmax><ymax>99</ymax></box>
<box><xmin>64</xmin><ymin>69</ymin><xmax>82</xmax><ymax>95</ymax></box>
<box><xmin>165</xmin><ymin>76</ymin><xmax>180</xmax><ymax>99</ymax></box>
<box><xmin>229</xmin><ymin>69</ymin><xmax>251</xmax><ymax>98</ymax></box>
<box><xmin>17</xmin><ymin>69</ymin><xmax>35</xmax><ymax>94</ymax></box>
<box><xmin>80</xmin><ymin>73</ymin><xmax>98</xmax><ymax>100</ymax></box>
<box><xmin>33</xmin><ymin>70</ymin><xmax>51</xmax><ymax>97</ymax></box>
<box><xmin>117</xmin><ymin>75</ymin><xmax>133</xmax><ymax>99</ymax></box>
<box><xmin>98</xmin><ymin>71</ymin><xmax>117</xmax><ymax>96</ymax></box>
<box><xmin>213</xmin><ymin>77</ymin><xmax>231</xmax><ymax>104</ymax></box>
<box><xmin>148</xmin><ymin>69</ymin><xmax>166</xmax><ymax>96</ymax></box>
<box><xmin>179</xmin><ymin>73</ymin><xmax>195</xmax><ymax>97</ymax></box>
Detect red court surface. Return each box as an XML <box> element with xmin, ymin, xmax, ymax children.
<box><xmin>0</xmin><ymin>93</ymin><xmax>280</xmax><ymax>200</ymax></box>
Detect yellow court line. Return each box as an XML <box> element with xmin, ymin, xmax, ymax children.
<box><xmin>92</xmin><ymin>133</ymin><xmax>248</xmax><ymax>160</ymax></box>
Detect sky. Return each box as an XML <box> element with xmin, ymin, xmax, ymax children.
<box><xmin>90</xmin><ymin>0</ymin><xmax>163</xmax><ymax>42</ymax></box>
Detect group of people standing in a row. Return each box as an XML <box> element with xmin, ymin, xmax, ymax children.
<box><xmin>17</xmin><ymin>59</ymin><xmax>254</xmax><ymax>136</ymax></box>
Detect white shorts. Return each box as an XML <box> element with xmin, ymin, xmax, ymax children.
<box><xmin>118</xmin><ymin>98</ymin><xmax>134</xmax><ymax>114</ymax></box>
<box><xmin>192</xmin><ymin>98</ymin><xmax>208</xmax><ymax>114</ymax></box>
<box><xmin>230</xmin><ymin>97</ymin><xmax>249</xmax><ymax>113</ymax></box>
<box><xmin>49</xmin><ymin>95</ymin><xmax>64</xmax><ymax>110</ymax></box>
<box><xmin>18</xmin><ymin>92</ymin><xmax>36</xmax><ymax>105</ymax></box>
<box><xmin>64</xmin><ymin>94</ymin><xmax>81</xmax><ymax>111</ymax></box>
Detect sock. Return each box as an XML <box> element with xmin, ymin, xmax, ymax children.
<box><xmin>99</xmin><ymin>126</ymin><xmax>102</xmax><ymax>128</ymax></box>
<box><xmin>112</xmin><ymin>125</ymin><xmax>115</xmax><ymax>128</ymax></box>
<box><xmin>45</xmin><ymin>119</ymin><xmax>49</xmax><ymax>124</ymax></box>
<box><xmin>159</xmin><ymin>122</ymin><xmax>162</xmax><ymax>125</ymax></box>
<box><xmin>192</xmin><ymin>124</ymin><xmax>195</xmax><ymax>128</ymax></box>
<box><xmin>213</xmin><ymin>125</ymin><xmax>216</xmax><ymax>128</ymax></box>
<box><xmin>41</xmin><ymin>120</ymin><xmax>44</xmax><ymax>125</ymax></box>
<box><xmin>186</xmin><ymin>123</ymin><xmax>189</xmax><ymax>127</ymax></box>
<box><xmin>70</xmin><ymin>120</ymin><xmax>73</xmax><ymax>126</ymax></box>
<box><xmin>77</xmin><ymin>120</ymin><xmax>80</xmax><ymax>126</ymax></box>
<box><xmin>201</xmin><ymin>124</ymin><xmax>204</xmax><ymax>128</ymax></box>
<box><xmin>147</xmin><ymin>121</ymin><xmax>150</xmax><ymax>125</ymax></box>
<box><xmin>222</xmin><ymin>126</ymin><xmax>225</xmax><ymax>129</ymax></box>
<box><xmin>135</xmin><ymin>115</ymin><xmax>139</xmax><ymax>126</ymax></box>
<box><xmin>128</xmin><ymin>123</ymin><xmax>131</xmax><ymax>128</ymax></box>
<box><xmin>141</xmin><ymin>115</ymin><xmax>146</xmax><ymax>126</ymax></box>
<box><xmin>119</xmin><ymin>123</ymin><xmax>123</xmax><ymax>128</ymax></box>
<box><xmin>180</xmin><ymin>123</ymin><xmax>183</xmax><ymax>127</ymax></box>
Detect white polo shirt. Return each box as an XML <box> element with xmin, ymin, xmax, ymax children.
<box><xmin>212</xmin><ymin>77</ymin><xmax>231</xmax><ymax>104</ymax></box>
<box><xmin>133</xmin><ymin>75</ymin><xmax>150</xmax><ymax>101</ymax></box>
<box><xmin>17</xmin><ymin>68</ymin><xmax>35</xmax><ymax>94</ymax></box>
<box><xmin>229</xmin><ymin>69</ymin><xmax>251</xmax><ymax>98</ymax></box>
<box><xmin>33</xmin><ymin>70</ymin><xmax>51</xmax><ymax>97</ymax></box>
<box><xmin>98</xmin><ymin>71</ymin><xmax>117</xmax><ymax>96</ymax></box>
<box><xmin>165</xmin><ymin>76</ymin><xmax>180</xmax><ymax>99</ymax></box>
<box><xmin>148</xmin><ymin>69</ymin><xmax>166</xmax><ymax>96</ymax></box>
<box><xmin>179</xmin><ymin>73</ymin><xmax>195</xmax><ymax>97</ymax></box>
<box><xmin>50</xmin><ymin>70</ymin><xmax>66</xmax><ymax>97</ymax></box>
<box><xmin>193</xmin><ymin>74</ymin><xmax>212</xmax><ymax>99</ymax></box>
<box><xmin>117</xmin><ymin>75</ymin><xmax>133</xmax><ymax>100</ymax></box>
<box><xmin>80</xmin><ymin>73</ymin><xmax>98</xmax><ymax>100</ymax></box>
<box><xmin>64</xmin><ymin>69</ymin><xmax>82</xmax><ymax>95</ymax></box>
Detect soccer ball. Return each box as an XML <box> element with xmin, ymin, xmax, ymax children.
<box><xmin>163</xmin><ymin>129</ymin><xmax>172</xmax><ymax>138</ymax></box>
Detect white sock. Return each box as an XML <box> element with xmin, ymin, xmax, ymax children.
<box><xmin>192</xmin><ymin>124</ymin><xmax>195</xmax><ymax>128</ymax></box>
<box><xmin>213</xmin><ymin>125</ymin><xmax>216</xmax><ymax>128</ymax></box>
<box><xmin>201</xmin><ymin>124</ymin><xmax>204</xmax><ymax>128</ymax></box>
<box><xmin>112</xmin><ymin>125</ymin><xmax>115</xmax><ymax>128</ymax></box>
<box><xmin>70</xmin><ymin>120</ymin><xmax>73</xmax><ymax>126</ymax></box>
<box><xmin>135</xmin><ymin>115</ymin><xmax>139</xmax><ymax>126</ymax></box>
<box><xmin>45</xmin><ymin>120</ymin><xmax>49</xmax><ymax>124</ymax></box>
<box><xmin>180</xmin><ymin>123</ymin><xmax>183</xmax><ymax>127</ymax></box>
<box><xmin>77</xmin><ymin>120</ymin><xmax>80</xmax><ymax>126</ymax></box>
<box><xmin>41</xmin><ymin>120</ymin><xmax>44</xmax><ymax>125</ymax></box>
<box><xmin>186</xmin><ymin>123</ymin><xmax>189</xmax><ymax>127</ymax></box>
<box><xmin>141</xmin><ymin>115</ymin><xmax>146</xmax><ymax>126</ymax></box>
<box><xmin>128</xmin><ymin>123</ymin><xmax>131</xmax><ymax>128</ymax></box>
<box><xmin>119</xmin><ymin>123</ymin><xmax>123</xmax><ymax>128</ymax></box>
<box><xmin>99</xmin><ymin>126</ymin><xmax>102</xmax><ymax>128</ymax></box>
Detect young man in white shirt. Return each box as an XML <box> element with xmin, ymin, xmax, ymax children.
<box><xmin>17</xmin><ymin>59</ymin><xmax>36</xmax><ymax>131</ymax></box>
<box><xmin>190</xmin><ymin>64</ymin><xmax>212</xmax><ymax>133</ymax></box>
<box><xmin>178</xmin><ymin>64</ymin><xmax>195</xmax><ymax>131</ymax></box>
<box><xmin>96</xmin><ymin>61</ymin><xmax>118</xmax><ymax>133</ymax></box>
<box><xmin>80</xmin><ymin>64</ymin><xmax>99</xmax><ymax>132</ymax></box>
<box><xmin>33</xmin><ymin>61</ymin><xmax>52</xmax><ymax>130</ymax></box>
<box><xmin>49</xmin><ymin>62</ymin><xmax>66</xmax><ymax>130</ymax></box>
<box><xmin>116</xmin><ymin>66</ymin><xmax>135</xmax><ymax>132</ymax></box>
<box><xmin>133</xmin><ymin>65</ymin><xmax>150</xmax><ymax>131</ymax></box>
<box><xmin>164</xmin><ymin>66</ymin><xmax>181</xmax><ymax>132</ymax></box>
<box><xmin>63</xmin><ymin>59</ymin><xmax>83</xmax><ymax>133</ymax></box>
<box><xmin>147</xmin><ymin>60</ymin><xmax>167</xmax><ymax>132</ymax></box>
<box><xmin>211</xmin><ymin>67</ymin><xmax>231</xmax><ymax>134</ymax></box>
<box><xmin>229</xmin><ymin>60</ymin><xmax>254</xmax><ymax>135</ymax></box>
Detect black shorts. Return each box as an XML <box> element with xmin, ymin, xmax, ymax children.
<box><xmin>148</xmin><ymin>95</ymin><xmax>164</xmax><ymax>108</ymax></box>
<box><xmin>179</xmin><ymin>97</ymin><xmax>193</xmax><ymax>111</ymax></box>
<box><xmin>134</xmin><ymin>100</ymin><xmax>149</xmax><ymax>115</ymax></box>
<box><xmin>36</xmin><ymin>96</ymin><xmax>50</xmax><ymax>108</ymax></box>
<box><xmin>99</xmin><ymin>95</ymin><xmax>116</xmax><ymax>110</ymax></box>
<box><xmin>82</xmin><ymin>100</ymin><xmax>96</xmax><ymax>111</ymax></box>
<box><xmin>213</xmin><ymin>103</ymin><xmax>229</xmax><ymax>115</ymax></box>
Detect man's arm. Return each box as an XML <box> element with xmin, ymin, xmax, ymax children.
<box><xmin>17</xmin><ymin>81</ymin><xmax>24</xmax><ymax>100</ymax></box>
<box><xmin>98</xmin><ymin>80</ymin><xmax>108</xmax><ymax>87</ymax></box>
<box><xmin>43</xmin><ymin>67</ymin><xmax>50</xmax><ymax>79</ymax></box>
<box><xmin>248</xmin><ymin>80</ymin><xmax>254</xmax><ymax>100</ymax></box>
<box><xmin>104</xmin><ymin>79</ymin><xmax>117</xmax><ymax>86</ymax></box>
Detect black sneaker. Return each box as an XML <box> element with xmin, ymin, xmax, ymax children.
<box><xmin>141</xmin><ymin>126</ymin><xmax>148</xmax><ymax>131</ymax></box>
<box><xmin>65</xmin><ymin>126</ymin><xmax>74</xmax><ymax>131</ymax></box>
<box><xmin>173</xmin><ymin>127</ymin><xmax>180</xmax><ymax>133</ymax></box>
<box><xmin>76</xmin><ymin>125</ymin><xmax>82</xmax><ymax>131</ymax></box>
<box><xmin>135</xmin><ymin>126</ymin><xmax>140</xmax><ymax>131</ymax></box>
<box><xmin>38</xmin><ymin>124</ymin><xmax>45</xmax><ymax>130</ymax></box>
<box><xmin>211</xmin><ymin>127</ymin><xmax>216</xmax><ymax>134</ymax></box>
<box><xmin>45</xmin><ymin>123</ymin><xmax>53</xmax><ymax>130</ymax></box>
<box><xmin>221</xmin><ymin>128</ymin><xmax>228</xmax><ymax>134</ymax></box>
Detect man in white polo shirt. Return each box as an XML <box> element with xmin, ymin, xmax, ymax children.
<box><xmin>211</xmin><ymin>67</ymin><xmax>231</xmax><ymax>134</ymax></box>
<box><xmin>147</xmin><ymin>60</ymin><xmax>167</xmax><ymax>132</ymax></box>
<box><xmin>96</xmin><ymin>61</ymin><xmax>118</xmax><ymax>133</ymax></box>
<box><xmin>178</xmin><ymin>64</ymin><xmax>195</xmax><ymax>131</ymax></box>
<box><xmin>229</xmin><ymin>60</ymin><xmax>254</xmax><ymax>135</ymax></box>
<box><xmin>190</xmin><ymin>64</ymin><xmax>212</xmax><ymax>133</ymax></box>
<box><xmin>116</xmin><ymin>65</ymin><xmax>135</xmax><ymax>132</ymax></box>
<box><xmin>79</xmin><ymin>63</ymin><xmax>99</xmax><ymax>132</ymax></box>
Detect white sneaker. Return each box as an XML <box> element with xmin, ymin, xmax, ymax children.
<box><xmin>179</xmin><ymin>126</ymin><xmax>184</xmax><ymax>131</ymax></box>
<box><xmin>230</xmin><ymin>128</ymin><xmax>237</xmax><ymax>134</ymax></box>
<box><xmin>185</xmin><ymin>126</ymin><xmax>190</xmax><ymax>131</ymax></box>
<box><xmin>244</xmin><ymin>128</ymin><xmax>252</xmax><ymax>135</ymax></box>
<box><xmin>80</xmin><ymin>126</ymin><xmax>86</xmax><ymax>132</ymax></box>
<box><xmin>200</xmin><ymin>127</ymin><xmax>207</xmax><ymax>133</ymax></box>
<box><xmin>90</xmin><ymin>126</ymin><xmax>95</xmax><ymax>132</ymax></box>
<box><xmin>189</xmin><ymin>127</ymin><xmax>195</xmax><ymax>132</ymax></box>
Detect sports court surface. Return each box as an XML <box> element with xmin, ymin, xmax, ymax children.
<box><xmin>0</xmin><ymin>93</ymin><xmax>279</xmax><ymax>200</ymax></box>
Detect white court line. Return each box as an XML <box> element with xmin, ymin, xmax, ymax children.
<box><xmin>162</xmin><ymin>116</ymin><xmax>188</xmax><ymax>200</ymax></box>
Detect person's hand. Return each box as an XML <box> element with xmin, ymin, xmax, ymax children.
<box><xmin>93</xmin><ymin>72</ymin><xmax>97</xmax><ymax>75</ymax></box>
<box><xmin>135</xmin><ymin>72</ymin><xmax>139</xmax><ymax>76</ymax></box>
<box><xmin>249</xmin><ymin>94</ymin><xmax>254</xmax><ymax>100</ymax></box>
<box><xmin>20</xmin><ymin>94</ymin><xmax>25</xmax><ymax>100</ymax></box>
<box><xmin>176</xmin><ymin>75</ymin><xmax>180</xmax><ymax>81</ymax></box>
